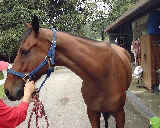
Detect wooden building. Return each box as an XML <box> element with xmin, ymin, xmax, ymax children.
<box><xmin>105</xmin><ymin>0</ymin><xmax>160</xmax><ymax>90</ymax></box>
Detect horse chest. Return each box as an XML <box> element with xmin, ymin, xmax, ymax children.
<box><xmin>81</xmin><ymin>81</ymin><xmax>112</xmax><ymax>111</ymax></box>
<box><xmin>81</xmin><ymin>82</ymin><xmax>102</xmax><ymax>111</ymax></box>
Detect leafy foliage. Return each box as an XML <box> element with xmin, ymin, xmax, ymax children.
<box><xmin>88</xmin><ymin>0</ymin><xmax>136</xmax><ymax>40</ymax></box>
<box><xmin>48</xmin><ymin>0</ymin><xmax>88</xmax><ymax>34</ymax></box>
<box><xmin>0</xmin><ymin>0</ymin><xmax>49</xmax><ymax>62</ymax></box>
<box><xmin>106</xmin><ymin>0</ymin><xmax>136</xmax><ymax>25</ymax></box>
<box><xmin>0</xmin><ymin>72</ymin><xmax>5</xmax><ymax>98</ymax></box>
<box><xmin>0</xmin><ymin>0</ymin><xmax>137</xmax><ymax>62</ymax></box>
<box><xmin>0</xmin><ymin>0</ymin><xmax>88</xmax><ymax>62</ymax></box>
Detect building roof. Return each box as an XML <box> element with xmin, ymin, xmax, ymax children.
<box><xmin>105</xmin><ymin>0</ymin><xmax>160</xmax><ymax>33</ymax></box>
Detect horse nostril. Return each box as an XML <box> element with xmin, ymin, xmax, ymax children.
<box><xmin>16</xmin><ymin>88</ymin><xmax>24</xmax><ymax>99</ymax></box>
<box><xmin>4</xmin><ymin>89</ymin><xmax>10</xmax><ymax>97</ymax></box>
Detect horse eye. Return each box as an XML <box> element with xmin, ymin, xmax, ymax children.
<box><xmin>21</xmin><ymin>49</ymin><xmax>29</xmax><ymax>56</ymax></box>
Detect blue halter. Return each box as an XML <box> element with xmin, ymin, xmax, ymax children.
<box><xmin>8</xmin><ymin>28</ymin><xmax>56</xmax><ymax>92</ymax></box>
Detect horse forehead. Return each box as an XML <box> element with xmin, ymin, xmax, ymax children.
<box><xmin>22</xmin><ymin>34</ymin><xmax>37</xmax><ymax>49</ymax></box>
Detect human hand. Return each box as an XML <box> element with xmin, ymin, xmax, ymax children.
<box><xmin>22</xmin><ymin>80</ymin><xmax>35</xmax><ymax>103</ymax></box>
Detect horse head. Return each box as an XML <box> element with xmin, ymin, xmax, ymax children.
<box><xmin>4</xmin><ymin>16</ymin><xmax>53</xmax><ymax>101</ymax></box>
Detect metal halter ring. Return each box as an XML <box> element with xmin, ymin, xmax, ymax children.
<box><xmin>22</xmin><ymin>74</ymin><xmax>29</xmax><ymax>82</ymax></box>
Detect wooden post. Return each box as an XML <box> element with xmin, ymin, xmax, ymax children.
<box><xmin>141</xmin><ymin>35</ymin><xmax>152</xmax><ymax>90</ymax></box>
<box><xmin>141</xmin><ymin>35</ymin><xmax>160</xmax><ymax>90</ymax></box>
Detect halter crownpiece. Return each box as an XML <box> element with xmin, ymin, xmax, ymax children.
<box><xmin>8</xmin><ymin>28</ymin><xmax>57</xmax><ymax>92</ymax></box>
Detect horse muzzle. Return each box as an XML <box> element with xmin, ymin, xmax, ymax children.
<box><xmin>5</xmin><ymin>86</ymin><xmax>24</xmax><ymax>101</ymax></box>
<box><xmin>4</xmin><ymin>76</ymin><xmax>25</xmax><ymax>101</ymax></box>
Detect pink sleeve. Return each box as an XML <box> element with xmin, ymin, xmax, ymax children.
<box><xmin>0</xmin><ymin>100</ymin><xmax>29</xmax><ymax>127</ymax></box>
<box><xmin>12</xmin><ymin>101</ymin><xmax>29</xmax><ymax>126</ymax></box>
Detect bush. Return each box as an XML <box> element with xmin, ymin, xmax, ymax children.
<box><xmin>0</xmin><ymin>72</ymin><xmax>4</xmax><ymax>80</ymax></box>
<box><xmin>0</xmin><ymin>72</ymin><xmax>5</xmax><ymax>98</ymax></box>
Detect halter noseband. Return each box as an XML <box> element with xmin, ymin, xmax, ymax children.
<box><xmin>8</xmin><ymin>28</ymin><xmax>56</xmax><ymax>92</ymax></box>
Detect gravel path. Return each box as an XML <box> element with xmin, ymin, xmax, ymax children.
<box><xmin>4</xmin><ymin>68</ymin><xmax>149</xmax><ymax>128</ymax></box>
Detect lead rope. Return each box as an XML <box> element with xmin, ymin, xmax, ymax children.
<box><xmin>28</xmin><ymin>92</ymin><xmax>49</xmax><ymax>128</ymax></box>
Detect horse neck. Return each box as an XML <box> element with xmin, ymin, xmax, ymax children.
<box><xmin>52</xmin><ymin>31</ymin><xmax>99</xmax><ymax>80</ymax></box>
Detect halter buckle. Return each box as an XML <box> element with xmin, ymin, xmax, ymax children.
<box><xmin>23</xmin><ymin>74</ymin><xmax>29</xmax><ymax>82</ymax></box>
<box><xmin>45</xmin><ymin>56</ymin><xmax>54</xmax><ymax>69</ymax></box>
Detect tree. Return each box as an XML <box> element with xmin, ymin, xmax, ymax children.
<box><xmin>0</xmin><ymin>0</ymin><xmax>89</xmax><ymax>62</ymax></box>
<box><xmin>82</xmin><ymin>0</ymin><xmax>109</xmax><ymax>40</ymax></box>
<box><xmin>0</xmin><ymin>0</ymin><xmax>49</xmax><ymax>62</ymax></box>
<box><xmin>90</xmin><ymin>10</ymin><xmax>108</xmax><ymax>41</ymax></box>
<box><xmin>105</xmin><ymin>0</ymin><xmax>136</xmax><ymax>25</ymax></box>
<box><xmin>87</xmin><ymin>0</ymin><xmax>136</xmax><ymax>40</ymax></box>
<box><xmin>0</xmin><ymin>0</ymin><xmax>137</xmax><ymax>62</ymax></box>
<box><xmin>46</xmin><ymin>0</ymin><xmax>90</xmax><ymax>36</ymax></box>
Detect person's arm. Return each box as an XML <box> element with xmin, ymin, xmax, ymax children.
<box><xmin>6</xmin><ymin>101</ymin><xmax>29</xmax><ymax>126</ymax></box>
<box><xmin>0</xmin><ymin>81</ymin><xmax>35</xmax><ymax>127</ymax></box>
<box><xmin>15</xmin><ymin>80</ymin><xmax>35</xmax><ymax>126</ymax></box>
<box><xmin>0</xmin><ymin>100</ymin><xmax>29</xmax><ymax>127</ymax></box>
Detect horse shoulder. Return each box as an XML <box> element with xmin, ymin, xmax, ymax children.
<box><xmin>110</xmin><ymin>44</ymin><xmax>132</xmax><ymax>89</ymax></box>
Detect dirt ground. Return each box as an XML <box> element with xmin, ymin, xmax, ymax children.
<box><xmin>4</xmin><ymin>68</ymin><xmax>149</xmax><ymax>128</ymax></box>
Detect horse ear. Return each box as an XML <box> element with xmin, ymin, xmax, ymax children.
<box><xmin>32</xmin><ymin>15</ymin><xmax>39</xmax><ymax>36</ymax></box>
<box><xmin>25</xmin><ymin>23</ymin><xmax>32</xmax><ymax>28</ymax></box>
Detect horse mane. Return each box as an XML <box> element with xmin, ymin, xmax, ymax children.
<box><xmin>67</xmin><ymin>32</ymin><xmax>103</xmax><ymax>43</ymax></box>
<box><xmin>19</xmin><ymin>28</ymin><xmax>102</xmax><ymax>45</ymax></box>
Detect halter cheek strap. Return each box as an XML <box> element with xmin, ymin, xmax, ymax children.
<box><xmin>8</xmin><ymin>28</ymin><xmax>56</xmax><ymax>92</ymax></box>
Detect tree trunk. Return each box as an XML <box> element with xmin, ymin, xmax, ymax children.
<box><xmin>8</xmin><ymin>56</ymin><xmax>11</xmax><ymax>63</ymax></box>
<box><xmin>101</xmin><ymin>30</ymin><xmax>105</xmax><ymax>41</ymax></box>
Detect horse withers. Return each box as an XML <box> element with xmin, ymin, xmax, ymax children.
<box><xmin>4</xmin><ymin>16</ymin><xmax>132</xmax><ymax>128</ymax></box>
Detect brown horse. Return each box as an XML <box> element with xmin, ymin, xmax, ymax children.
<box><xmin>4</xmin><ymin>17</ymin><xmax>132</xmax><ymax>128</ymax></box>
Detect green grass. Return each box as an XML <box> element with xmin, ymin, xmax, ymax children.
<box><xmin>0</xmin><ymin>72</ymin><xmax>4</xmax><ymax>80</ymax></box>
<box><xmin>0</xmin><ymin>71</ymin><xmax>5</xmax><ymax>98</ymax></box>
<box><xmin>0</xmin><ymin>86</ymin><xmax>5</xmax><ymax>98</ymax></box>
